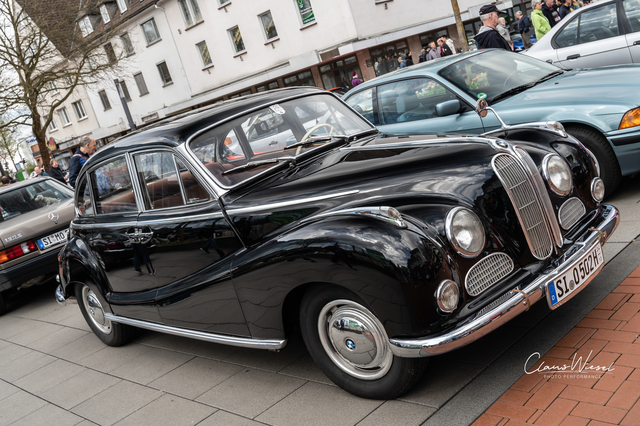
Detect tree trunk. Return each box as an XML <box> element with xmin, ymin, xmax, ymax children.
<box><xmin>31</xmin><ymin>110</ymin><xmax>51</xmax><ymax>171</ymax></box>
<box><xmin>451</xmin><ymin>0</ymin><xmax>468</xmax><ymax>52</ymax></box>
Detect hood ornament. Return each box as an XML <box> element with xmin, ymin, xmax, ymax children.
<box><xmin>48</xmin><ymin>212</ymin><xmax>59</xmax><ymax>224</ymax></box>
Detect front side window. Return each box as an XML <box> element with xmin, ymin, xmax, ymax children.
<box><xmin>377</xmin><ymin>78</ymin><xmax>457</xmax><ymax>125</ymax></box>
<box><xmin>58</xmin><ymin>107</ymin><xmax>71</xmax><ymax>126</ymax></box>
<box><xmin>577</xmin><ymin>3</ymin><xmax>620</xmax><ymax>44</ymax></box>
<box><xmin>98</xmin><ymin>90</ymin><xmax>111</xmax><ymax>110</ymax></box>
<box><xmin>121</xmin><ymin>33</ymin><xmax>134</xmax><ymax>55</ymax></box>
<box><xmin>555</xmin><ymin>18</ymin><xmax>579</xmax><ymax>48</ymax></box>
<box><xmin>178</xmin><ymin>0</ymin><xmax>203</xmax><ymax>27</ymax></box>
<box><xmin>295</xmin><ymin>0</ymin><xmax>315</xmax><ymax>25</ymax></box>
<box><xmin>345</xmin><ymin>88</ymin><xmax>377</xmax><ymax>125</ymax></box>
<box><xmin>76</xmin><ymin>178</ymin><xmax>94</xmax><ymax>216</ymax></box>
<box><xmin>134</xmin><ymin>72</ymin><xmax>149</xmax><ymax>96</ymax></box>
<box><xmin>141</xmin><ymin>18</ymin><xmax>161</xmax><ymax>45</ymax></box>
<box><xmin>259</xmin><ymin>11</ymin><xmax>278</xmax><ymax>40</ymax></box>
<box><xmin>157</xmin><ymin>61</ymin><xmax>172</xmax><ymax>85</ymax></box>
<box><xmin>228</xmin><ymin>26</ymin><xmax>245</xmax><ymax>53</ymax></box>
<box><xmin>624</xmin><ymin>0</ymin><xmax>640</xmax><ymax>32</ymax></box>
<box><xmin>91</xmin><ymin>156</ymin><xmax>137</xmax><ymax>214</ymax></box>
<box><xmin>72</xmin><ymin>100</ymin><xmax>87</xmax><ymax>120</ymax></box>
<box><xmin>196</xmin><ymin>41</ymin><xmax>212</xmax><ymax>67</ymax></box>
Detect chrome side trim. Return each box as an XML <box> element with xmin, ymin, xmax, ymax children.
<box><xmin>226</xmin><ymin>190</ymin><xmax>360</xmax><ymax>216</ymax></box>
<box><xmin>71</xmin><ymin>221</ymin><xmax>138</xmax><ymax>230</ymax></box>
<box><xmin>388</xmin><ymin>204</ymin><xmax>619</xmax><ymax>358</ymax></box>
<box><xmin>137</xmin><ymin>211</ymin><xmax>225</xmax><ymax>225</ymax></box>
<box><xmin>339</xmin><ymin>137</ymin><xmax>498</xmax><ymax>152</ymax></box>
<box><xmin>307</xmin><ymin>206</ymin><xmax>406</xmax><ymax>228</ymax></box>
<box><xmin>103</xmin><ymin>313</ymin><xmax>288</xmax><ymax>350</ymax></box>
<box><xmin>482</xmin><ymin>122</ymin><xmax>568</xmax><ymax>138</ymax></box>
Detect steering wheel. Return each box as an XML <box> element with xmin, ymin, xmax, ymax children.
<box><xmin>300</xmin><ymin>123</ymin><xmax>337</xmax><ymax>143</ymax></box>
<box><xmin>503</xmin><ymin>70</ymin><xmax>520</xmax><ymax>87</ymax></box>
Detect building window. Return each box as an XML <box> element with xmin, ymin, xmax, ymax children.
<box><xmin>256</xmin><ymin>81</ymin><xmax>279</xmax><ymax>92</ymax></box>
<box><xmin>259</xmin><ymin>11</ymin><xmax>278</xmax><ymax>41</ymax></box>
<box><xmin>178</xmin><ymin>0</ymin><xmax>203</xmax><ymax>27</ymax></box>
<box><xmin>104</xmin><ymin>42</ymin><xmax>116</xmax><ymax>64</ymax></box>
<box><xmin>48</xmin><ymin>118</ymin><xmax>57</xmax><ymax>132</ymax></box>
<box><xmin>72</xmin><ymin>100</ymin><xmax>87</xmax><ymax>120</ymax></box>
<box><xmin>78</xmin><ymin>16</ymin><xmax>93</xmax><ymax>37</ymax></box>
<box><xmin>119</xmin><ymin>81</ymin><xmax>132</xmax><ymax>102</ymax></box>
<box><xmin>141</xmin><ymin>18</ymin><xmax>161</xmax><ymax>45</ymax></box>
<box><xmin>117</xmin><ymin>0</ymin><xmax>128</xmax><ymax>13</ymax></box>
<box><xmin>228</xmin><ymin>26</ymin><xmax>245</xmax><ymax>53</ymax></box>
<box><xmin>157</xmin><ymin>61</ymin><xmax>172</xmax><ymax>85</ymax></box>
<box><xmin>58</xmin><ymin>107</ymin><xmax>71</xmax><ymax>126</ymax></box>
<box><xmin>121</xmin><ymin>33</ymin><xmax>134</xmax><ymax>55</ymax></box>
<box><xmin>134</xmin><ymin>72</ymin><xmax>149</xmax><ymax>96</ymax></box>
<box><xmin>196</xmin><ymin>41</ymin><xmax>212</xmax><ymax>67</ymax></box>
<box><xmin>98</xmin><ymin>90</ymin><xmax>111</xmax><ymax>110</ymax></box>
<box><xmin>49</xmin><ymin>81</ymin><xmax>59</xmax><ymax>94</ymax></box>
<box><xmin>295</xmin><ymin>0</ymin><xmax>315</xmax><ymax>26</ymax></box>
<box><xmin>219</xmin><ymin>0</ymin><xmax>230</xmax><ymax>5</ymax></box>
<box><xmin>283</xmin><ymin>70</ymin><xmax>314</xmax><ymax>87</ymax></box>
<box><xmin>100</xmin><ymin>4</ymin><xmax>111</xmax><ymax>23</ymax></box>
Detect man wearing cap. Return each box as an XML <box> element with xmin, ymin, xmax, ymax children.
<box><xmin>475</xmin><ymin>4</ymin><xmax>512</xmax><ymax>50</ymax></box>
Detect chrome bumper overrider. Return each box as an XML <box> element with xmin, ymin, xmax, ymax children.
<box><xmin>389</xmin><ymin>204</ymin><xmax>619</xmax><ymax>358</ymax></box>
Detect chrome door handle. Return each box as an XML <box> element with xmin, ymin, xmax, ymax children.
<box><xmin>125</xmin><ymin>231</ymin><xmax>154</xmax><ymax>244</ymax></box>
<box><xmin>634</xmin><ymin>40</ymin><xmax>640</xmax><ymax>46</ymax></box>
<box><xmin>566</xmin><ymin>54</ymin><xmax>580</xmax><ymax>60</ymax></box>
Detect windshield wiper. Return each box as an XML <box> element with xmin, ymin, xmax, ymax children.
<box><xmin>221</xmin><ymin>157</ymin><xmax>295</xmax><ymax>175</ymax></box>
<box><xmin>490</xmin><ymin>70</ymin><xmax>565</xmax><ymax>104</ymax></box>
<box><xmin>286</xmin><ymin>134</ymin><xmax>348</xmax><ymax>150</ymax></box>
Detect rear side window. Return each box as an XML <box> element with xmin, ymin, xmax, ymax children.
<box><xmin>581</xmin><ymin>3</ymin><xmax>620</xmax><ymax>44</ymax></box>
<box><xmin>623</xmin><ymin>0</ymin><xmax>640</xmax><ymax>32</ymax></box>
<box><xmin>91</xmin><ymin>156</ymin><xmax>138</xmax><ymax>214</ymax></box>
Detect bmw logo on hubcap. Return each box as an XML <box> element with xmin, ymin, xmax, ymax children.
<box><xmin>345</xmin><ymin>338</ymin><xmax>356</xmax><ymax>351</ymax></box>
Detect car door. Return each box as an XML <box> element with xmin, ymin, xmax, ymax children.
<box><xmin>372</xmin><ymin>78</ymin><xmax>485</xmax><ymax>135</ymax></box>
<box><xmin>132</xmin><ymin>150</ymin><xmax>249</xmax><ymax>336</ymax></box>
<box><xmin>622</xmin><ymin>0</ymin><xmax>640</xmax><ymax>62</ymax></box>
<box><xmin>554</xmin><ymin>1</ymin><xmax>632</xmax><ymax>68</ymax></box>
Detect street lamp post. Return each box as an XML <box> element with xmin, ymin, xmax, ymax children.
<box><xmin>114</xmin><ymin>79</ymin><xmax>137</xmax><ymax>132</ymax></box>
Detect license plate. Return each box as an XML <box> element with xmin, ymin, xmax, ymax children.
<box><xmin>547</xmin><ymin>243</ymin><xmax>604</xmax><ymax>309</ymax></box>
<box><xmin>37</xmin><ymin>229</ymin><xmax>69</xmax><ymax>250</ymax></box>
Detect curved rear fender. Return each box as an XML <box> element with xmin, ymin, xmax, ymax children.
<box><xmin>232</xmin><ymin>214</ymin><xmax>452</xmax><ymax>339</ymax></box>
<box><xmin>60</xmin><ymin>236</ymin><xmax>111</xmax><ymax>300</ymax></box>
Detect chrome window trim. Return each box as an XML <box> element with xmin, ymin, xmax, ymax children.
<box><xmin>103</xmin><ymin>313</ymin><xmax>287</xmax><ymax>350</ymax></box>
<box><xmin>225</xmin><ymin>189</ymin><xmax>359</xmax><ymax>216</ymax></box>
<box><xmin>445</xmin><ymin>206</ymin><xmax>485</xmax><ymax>258</ymax></box>
<box><xmin>124</xmin><ymin>152</ymin><xmax>145</xmax><ymax>212</ymax></box>
<box><xmin>541</xmin><ymin>154</ymin><xmax>573</xmax><ymax>197</ymax></box>
<box><xmin>172</xmin><ymin>153</ymin><xmax>188</xmax><ymax>206</ymax></box>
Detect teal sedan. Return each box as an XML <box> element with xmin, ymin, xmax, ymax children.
<box><xmin>343</xmin><ymin>49</ymin><xmax>640</xmax><ymax>193</ymax></box>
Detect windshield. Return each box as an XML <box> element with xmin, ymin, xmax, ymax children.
<box><xmin>189</xmin><ymin>93</ymin><xmax>374</xmax><ymax>187</ymax></box>
<box><xmin>439</xmin><ymin>50</ymin><xmax>562</xmax><ymax>103</ymax></box>
<box><xmin>0</xmin><ymin>180</ymin><xmax>73</xmax><ymax>222</ymax></box>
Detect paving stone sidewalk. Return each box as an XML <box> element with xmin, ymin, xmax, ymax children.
<box><xmin>475</xmin><ymin>265</ymin><xmax>640</xmax><ymax>426</ymax></box>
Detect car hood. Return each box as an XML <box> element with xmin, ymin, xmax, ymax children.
<box><xmin>0</xmin><ymin>199</ymin><xmax>74</xmax><ymax>250</ymax></box>
<box><xmin>495</xmin><ymin>66</ymin><xmax>640</xmax><ymax>121</ymax></box>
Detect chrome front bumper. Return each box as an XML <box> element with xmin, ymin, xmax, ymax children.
<box><xmin>389</xmin><ymin>204</ymin><xmax>619</xmax><ymax>358</ymax></box>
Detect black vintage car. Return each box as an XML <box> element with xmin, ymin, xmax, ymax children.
<box><xmin>56</xmin><ymin>87</ymin><xmax>618</xmax><ymax>399</ymax></box>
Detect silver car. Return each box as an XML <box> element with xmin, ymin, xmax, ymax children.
<box><xmin>525</xmin><ymin>0</ymin><xmax>640</xmax><ymax>68</ymax></box>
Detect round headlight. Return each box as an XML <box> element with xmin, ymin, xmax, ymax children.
<box><xmin>591</xmin><ymin>177</ymin><xmax>605</xmax><ymax>202</ymax></box>
<box><xmin>446</xmin><ymin>207</ymin><xmax>485</xmax><ymax>258</ymax></box>
<box><xmin>436</xmin><ymin>280</ymin><xmax>459</xmax><ymax>313</ymax></box>
<box><xmin>543</xmin><ymin>154</ymin><xmax>573</xmax><ymax>196</ymax></box>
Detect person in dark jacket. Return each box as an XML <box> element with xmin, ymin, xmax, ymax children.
<box><xmin>47</xmin><ymin>159</ymin><xmax>67</xmax><ymax>185</ymax></box>
<box><xmin>558</xmin><ymin>0</ymin><xmax>573</xmax><ymax>18</ymax></box>
<box><xmin>68</xmin><ymin>135</ymin><xmax>96</xmax><ymax>188</ymax></box>
<box><xmin>475</xmin><ymin>4</ymin><xmax>512</xmax><ymax>50</ymax></box>
<box><xmin>542</xmin><ymin>0</ymin><xmax>562</xmax><ymax>27</ymax></box>
<box><xmin>437</xmin><ymin>38</ymin><xmax>453</xmax><ymax>56</ymax></box>
<box><xmin>418</xmin><ymin>48</ymin><xmax>427</xmax><ymax>63</ymax></box>
<box><xmin>516</xmin><ymin>11</ymin><xmax>533</xmax><ymax>48</ymax></box>
<box><xmin>405</xmin><ymin>52</ymin><xmax>414</xmax><ymax>66</ymax></box>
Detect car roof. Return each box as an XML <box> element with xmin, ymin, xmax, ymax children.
<box><xmin>87</xmin><ymin>86</ymin><xmax>326</xmax><ymax>166</ymax></box>
<box><xmin>345</xmin><ymin>50</ymin><xmax>485</xmax><ymax>96</ymax></box>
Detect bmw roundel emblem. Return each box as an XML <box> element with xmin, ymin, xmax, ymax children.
<box><xmin>496</xmin><ymin>140</ymin><xmax>509</xmax><ymax>148</ymax></box>
<box><xmin>345</xmin><ymin>338</ymin><xmax>356</xmax><ymax>351</ymax></box>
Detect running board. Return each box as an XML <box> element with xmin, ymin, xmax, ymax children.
<box><xmin>103</xmin><ymin>313</ymin><xmax>287</xmax><ymax>350</ymax></box>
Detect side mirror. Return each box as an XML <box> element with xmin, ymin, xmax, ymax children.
<box><xmin>546</xmin><ymin>59</ymin><xmax>553</xmax><ymax>64</ymax></box>
<box><xmin>476</xmin><ymin>98</ymin><xmax>488</xmax><ymax>118</ymax></box>
<box><xmin>436</xmin><ymin>100</ymin><xmax>461</xmax><ymax>117</ymax></box>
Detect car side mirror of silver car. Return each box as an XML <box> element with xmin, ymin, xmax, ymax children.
<box><xmin>475</xmin><ymin>98</ymin><xmax>509</xmax><ymax>129</ymax></box>
<box><xmin>436</xmin><ymin>100</ymin><xmax>461</xmax><ymax>117</ymax></box>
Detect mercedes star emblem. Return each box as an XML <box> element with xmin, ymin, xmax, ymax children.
<box><xmin>48</xmin><ymin>212</ymin><xmax>59</xmax><ymax>224</ymax></box>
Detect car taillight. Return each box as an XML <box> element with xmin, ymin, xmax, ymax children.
<box><xmin>0</xmin><ymin>241</ymin><xmax>37</xmax><ymax>264</ymax></box>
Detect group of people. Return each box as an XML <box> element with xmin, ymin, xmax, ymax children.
<box><xmin>475</xmin><ymin>0</ymin><xmax>583</xmax><ymax>51</ymax></box>
<box><xmin>418</xmin><ymin>36</ymin><xmax>457</xmax><ymax>63</ymax></box>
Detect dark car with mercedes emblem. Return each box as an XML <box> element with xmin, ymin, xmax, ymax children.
<box><xmin>0</xmin><ymin>178</ymin><xmax>74</xmax><ymax>314</ymax></box>
<box><xmin>56</xmin><ymin>87</ymin><xmax>618</xmax><ymax>399</ymax></box>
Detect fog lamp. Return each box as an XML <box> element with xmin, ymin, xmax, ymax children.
<box><xmin>436</xmin><ymin>280</ymin><xmax>459</xmax><ymax>313</ymax></box>
<box><xmin>591</xmin><ymin>177</ymin><xmax>605</xmax><ymax>202</ymax></box>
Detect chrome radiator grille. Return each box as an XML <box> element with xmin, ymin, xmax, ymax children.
<box><xmin>558</xmin><ymin>197</ymin><xmax>585</xmax><ymax>230</ymax></box>
<box><xmin>465</xmin><ymin>252</ymin><xmax>514</xmax><ymax>296</ymax></box>
<box><xmin>493</xmin><ymin>153</ymin><xmax>553</xmax><ymax>259</ymax></box>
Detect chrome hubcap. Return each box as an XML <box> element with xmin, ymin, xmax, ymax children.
<box><xmin>318</xmin><ymin>299</ymin><xmax>392</xmax><ymax>380</ymax></box>
<box><xmin>82</xmin><ymin>286</ymin><xmax>112</xmax><ymax>334</ymax></box>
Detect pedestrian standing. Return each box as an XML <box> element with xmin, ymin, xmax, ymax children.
<box><xmin>497</xmin><ymin>17</ymin><xmax>513</xmax><ymax>50</ymax></box>
<box><xmin>31</xmin><ymin>167</ymin><xmax>48</xmax><ymax>179</ymax></box>
<box><xmin>542</xmin><ymin>0</ymin><xmax>561</xmax><ymax>27</ymax></box>
<box><xmin>475</xmin><ymin>4</ymin><xmax>512</xmax><ymax>50</ymax></box>
<box><xmin>532</xmin><ymin>0</ymin><xmax>552</xmax><ymax>40</ymax></box>
<box><xmin>443</xmin><ymin>36</ymin><xmax>457</xmax><ymax>55</ymax></box>
<box><xmin>418</xmin><ymin>48</ymin><xmax>427</xmax><ymax>63</ymax></box>
<box><xmin>68</xmin><ymin>135</ymin><xmax>97</xmax><ymax>188</ymax></box>
<box><xmin>1</xmin><ymin>176</ymin><xmax>10</xmax><ymax>186</ymax></box>
<box><xmin>405</xmin><ymin>52</ymin><xmax>414</xmax><ymax>66</ymax></box>
<box><xmin>427</xmin><ymin>41</ymin><xmax>440</xmax><ymax>60</ymax></box>
<box><xmin>558</xmin><ymin>0</ymin><xmax>573</xmax><ymax>18</ymax></box>
<box><xmin>516</xmin><ymin>11</ymin><xmax>533</xmax><ymax>49</ymax></box>
<box><xmin>47</xmin><ymin>159</ymin><xmax>67</xmax><ymax>185</ymax></box>
<box><xmin>351</xmin><ymin>71</ymin><xmax>362</xmax><ymax>87</ymax></box>
<box><xmin>437</xmin><ymin>38</ymin><xmax>453</xmax><ymax>56</ymax></box>
<box><xmin>397</xmin><ymin>55</ymin><xmax>407</xmax><ymax>69</ymax></box>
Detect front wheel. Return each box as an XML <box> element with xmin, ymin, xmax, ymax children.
<box><xmin>75</xmin><ymin>282</ymin><xmax>135</xmax><ymax>346</ymax></box>
<box><xmin>300</xmin><ymin>285</ymin><xmax>427</xmax><ymax>399</ymax></box>
<box><xmin>565</xmin><ymin>125</ymin><xmax>622</xmax><ymax>194</ymax></box>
